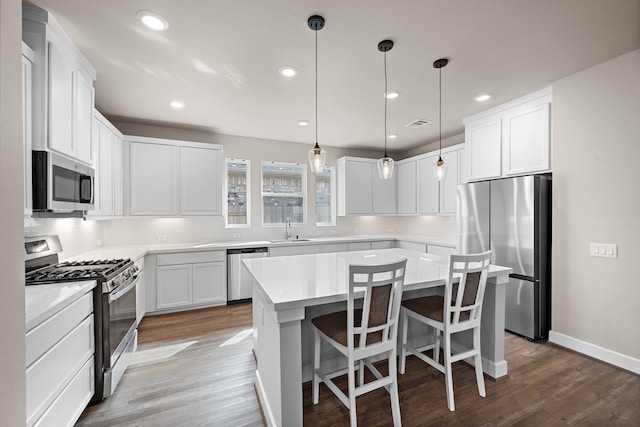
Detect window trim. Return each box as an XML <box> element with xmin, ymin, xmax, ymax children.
<box><xmin>315</xmin><ymin>166</ymin><xmax>336</xmax><ymax>227</ymax></box>
<box><xmin>225</xmin><ymin>158</ymin><xmax>251</xmax><ymax>228</ymax></box>
<box><xmin>260</xmin><ymin>160</ymin><xmax>307</xmax><ymax>226</ymax></box>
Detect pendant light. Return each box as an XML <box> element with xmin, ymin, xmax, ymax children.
<box><xmin>307</xmin><ymin>15</ymin><xmax>327</xmax><ymax>173</ymax></box>
<box><xmin>377</xmin><ymin>40</ymin><xmax>394</xmax><ymax>180</ymax></box>
<box><xmin>433</xmin><ymin>58</ymin><xmax>449</xmax><ymax>181</ymax></box>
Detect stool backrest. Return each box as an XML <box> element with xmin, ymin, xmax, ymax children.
<box><xmin>445</xmin><ymin>251</ymin><xmax>492</xmax><ymax>329</ymax></box>
<box><xmin>348</xmin><ymin>259</ymin><xmax>407</xmax><ymax>353</ymax></box>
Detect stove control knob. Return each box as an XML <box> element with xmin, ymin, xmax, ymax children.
<box><xmin>111</xmin><ymin>277</ymin><xmax>120</xmax><ymax>289</ymax></box>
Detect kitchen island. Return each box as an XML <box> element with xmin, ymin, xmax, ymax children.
<box><xmin>243</xmin><ymin>248</ymin><xmax>513</xmax><ymax>427</ymax></box>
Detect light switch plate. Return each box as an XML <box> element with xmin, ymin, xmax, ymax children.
<box><xmin>590</xmin><ymin>243</ymin><xmax>617</xmax><ymax>258</ymax></box>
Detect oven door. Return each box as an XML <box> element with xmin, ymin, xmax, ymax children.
<box><xmin>103</xmin><ymin>273</ymin><xmax>139</xmax><ymax>398</ymax></box>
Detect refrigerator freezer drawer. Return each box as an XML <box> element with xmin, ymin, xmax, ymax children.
<box><xmin>505</xmin><ymin>277</ymin><xmax>536</xmax><ymax>340</ymax></box>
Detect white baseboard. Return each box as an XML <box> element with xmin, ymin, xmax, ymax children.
<box><xmin>549</xmin><ymin>330</ymin><xmax>640</xmax><ymax>375</ymax></box>
<box><xmin>254</xmin><ymin>370</ymin><xmax>277</xmax><ymax>427</ymax></box>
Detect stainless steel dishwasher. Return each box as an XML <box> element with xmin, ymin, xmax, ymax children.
<box><xmin>227</xmin><ymin>247</ymin><xmax>269</xmax><ymax>304</ymax></box>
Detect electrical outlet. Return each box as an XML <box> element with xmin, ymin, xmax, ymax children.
<box><xmin>232</xmin><ymin>232</ymin><xmax>241</xmax><ymax>239</ymax></box>
<box><xmin>388</xmin><ymin>228</ymin><xmax>394</xmax><ymax>233</ymax></box>
<box><xmin>590</xmin><ymin>243</ymin><xmax>617</xmax><ymax>258</ymax></box>
<box><xmin>97</xmin><ymin>239</ymin><xmax>103</xmax><ymax>247</ymax></box>
<box><xmin>157</xmin><ymin>235</ymin><xmax>167</xmax><ymax>242</ymax></box>
<box><xmin>352</xmin><ymin>229</ymin><xmax>359</xmax><ymax>234</ymax></box>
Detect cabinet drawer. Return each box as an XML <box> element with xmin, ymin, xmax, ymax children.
<box><xmin>371</xmin><ymin>240</ymin><xmax>393</xmax><ymax>250</ymax></box>
<box><xmin>33</xmin><ymin>357</ymin><xmax>94</xmax><ymax>427</ymax></box>
<box><xmin>426</xmin><ymin>244</ymin><xmax>456</xmax><ymax>256</ymax></box>
<box><xmin>321</xmin><ymin>243</ymin><xmax>349</xmax><ymax>253</ymax></box>
<box><xmin>348</xmin><ymin>242</ymin><xmax>371</xmax><ymax>251</ymax></box>
<box><xmin>397</xmin><ymin>241</ymin><xmax>427</xmax><ymax>252</ymax></box>
<box><xmin>27</xmin><ymin>315</ymin><xmax>94</xmax><ymax>426</ymax></box>
<box><xmin>157</xmin><ymin>251</ymin><xmax>225</xmax><ymax>266</ymax></box>
<box><xmin>26</xmin><ymin>292</ymin><xmax>93</xmax><ymax>367</ymax></box>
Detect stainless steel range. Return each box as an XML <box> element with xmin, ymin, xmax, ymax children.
<box><xmin>25</xmin><ymin>235</ymin><xmax>139</xmax><ymax>402</ymax></box>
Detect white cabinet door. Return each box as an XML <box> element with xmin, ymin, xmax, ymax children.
<box><xmin>503</xmin><ymin>102</ymin><xmax>550</xmax><ymax>176</ymax></box>
<box><xmin>113</xmin><ymin>132</ymin><xmax>123</xmax><ymax>216</ymax></box>
<box><xmin>345</xmin><ymin>160</ymin><xmax>373</xmax><ymax>214</ymax></box>
<box><xmin>417</xmin><ymin>154</ymin><xmax>440</xmax><ymax>214</ymax></box>
<box><xmin>180</xmin><ymin>146</ymin><xmax>221</xmax><ymax>215</ymax></box>
<box><xmin>466</xmin><ymin>116</ymin><xmax>502</xmax><ymax>181</ymax></box>
<box><xmin>98</xmin><ymin>124</ymin><xmax>114</xmax><ymax>216</ymax></box>
<box><xmin>130</xmin><ymin>142</ymin><xmax>178</xmax><ymax>216</ymax></box>
<box><xmin>74</xmin><ymin>71</ymin><xmax>94</xmax><ymax>165</ymax></box>
<box><xmin>192</xmin><ymin>262</ymin><xmax>225</xmax><ymax>305</ymax></box>
<box><xmin>48</xmin><ymin>41</ymin><xmax>75</xmax><ymax>159</ymax></box>
<box><xmin>396</xmin><ymin>160</ymin><xmax>416</xmax><ymax>214</ymax></box>
<box><xmin>22</xmin><ymin>48</ymin><xmax>33</xmax><ymax>216</ymax></box>
<box><xmin>372</xmin><ymin>166</ymin><xmax>397</xmax><ymax>214</ymax></box>
<box><xmin>459</xmin><ymin>146</ymin><xmax>470</xmax><ymax>185</ymax></box>
<box><xmin>439</xmin><ymin>150</ymin><xmax>459</xmax><ymax>215</ymax></box>
<box><xmin>156</xmin><ymin>265</ymin><xmax>192</xmax><ymax>309</ymax></box>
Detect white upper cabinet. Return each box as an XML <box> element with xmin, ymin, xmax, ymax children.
<box><xmin>129</xmin><ymin>141</ymin><xmax>179</xmax><ymax>216</ymax></box>
<box><xmin>439</xmin><ymin>149</ymin><xmax>459</xmax><ymax>214</ymax></box>
<box><xmin>502</xmin><ymin>101</ymin><xmax>551</xmax><ymax>176</ymax></box>
<box><xmin>23</xmin><ymin>6</ymin><xmax>96</xmax><ymax>166</ymax></box>
<box><xmin>465</xmin><ymin>116</ymin><xmax>503</xmax><ymax>180</ymax></box>
<box><xmin>88</xmin><ymin>111</ymin><xmax>123</xmax><ymax>218</ymax></box>
<box><xmin>337</xmin><ymin>157</ymin><xmax>396</xmax><ymax>216</ymax></box>
<box><xmin>23</xmin><ymin>42</ymin><xmax>34</xmax><ymax>217</ymax></box>
<box><xmin>417</xmin><ymin>153</ymin><xmax>440</xmax><ymax>215</ymax></box>
<box><xmin>396</xmin><ymin>160</ymin><xmax>417</xmax><ymax>214</ymax></box>
<box><xmin>464</xmin><ymin>86</ymin><xmax>552</xmax><ymax>181</ymax></box>
<box><xmin>180</xmin><ymin>146</ymin><xmax>222</xmax><ymax>215</ymax></box>
<box><xmin>337</xmin><ymin>158</ymin><xmax>372</xmax><ymax>215</ymax></box>
<box><xmin>126</xmin><ymin>136</ymin><xmax>222</xmax><ymax>217</ymax></box>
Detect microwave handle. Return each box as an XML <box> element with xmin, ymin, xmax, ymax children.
<box><xmin>79</xmin><ymin>175</ymin><xmax>93</xmax><ymax>203</ymax></box>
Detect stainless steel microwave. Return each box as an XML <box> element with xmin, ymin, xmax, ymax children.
<box><xmin>32</xmin><ymin>150</ymin><xmax>94</xmax><ymax>212</ymax></box>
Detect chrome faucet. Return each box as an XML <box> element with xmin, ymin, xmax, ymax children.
<box><xmin>285</xmin><ymin>218</ymin><xmax>292</xmax><ymax>240</ymax></box>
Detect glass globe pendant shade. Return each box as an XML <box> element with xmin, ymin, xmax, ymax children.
<box><xmin>308</xmin><ymin>142</ymin><xmax>327</xmax><ymax>173</ymax></box>
<box><xmin>377</xmin><ymin>156</ymin><xmax>395</xmax><ymax>180</ymax></box>
<box><xmin>433</xmin><ymin>156</ymin><xmax>448</xmax><ymax>181</ymax></box>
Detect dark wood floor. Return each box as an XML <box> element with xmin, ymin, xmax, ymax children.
<box><xmin>77</xmin><ymin>304</ymin><xmax>640</xmax><ymax>426</ymax></box>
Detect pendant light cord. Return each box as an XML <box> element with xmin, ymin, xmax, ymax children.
<box><xmin>315</xmin><ymin>28</ymin><xmax>318</xmax><ymax>146</ymax></box>
<box><xmin>438</xmin><ymin>65</ymin><xmax>442</xmax><ymax>156</ymax></box>
<box><xmin>384</xmin><ymin>51</ymin><xmax>388</xmax><ymax>157</ymax></box>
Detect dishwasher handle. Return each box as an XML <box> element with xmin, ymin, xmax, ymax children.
<box><xmin>227</xmin><ymin>247</ymin><xmax>269</xmax><ymax>255</ymax></box>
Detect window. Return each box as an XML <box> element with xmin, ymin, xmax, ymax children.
<box><xmin>225</xmin><ymin>159</ymin><xmax>250</xmax><ymax>227</ymax></box>
<box><xmin>315</xmin><ymin>167</ymin><xmax>336</xmax><ymax>226</ymax></box>
<box><xmin>261</xmin><ymin>161</ymin><xmax>306</xmax><ymax>225</ymax></box>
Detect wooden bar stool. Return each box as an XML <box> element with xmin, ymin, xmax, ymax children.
<box><xmin>311</xmin><ymin>259</ymin><xmax>407</xmax><ymax>426</ymax></box>
<box><xmin>399</xmin><ymin>251</ymin><xmax>492</xmax><ymax>411</ymax></box>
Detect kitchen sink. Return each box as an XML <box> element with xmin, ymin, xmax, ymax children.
<box><xmin>269</xmin><ymin>239</ymin><xmax>310</xmax><ymax>243</ymax></box>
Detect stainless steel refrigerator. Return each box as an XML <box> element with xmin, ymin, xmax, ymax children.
<box><xmin>457</xmin><ymin>174</ymin><xmax>551</xmax><ymax>341</ymax></box>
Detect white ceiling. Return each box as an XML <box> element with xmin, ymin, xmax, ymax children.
<box><xmin>24</xmin><ymin>0</ymin><xmax>640</xmax><ymax>153</ymax></box>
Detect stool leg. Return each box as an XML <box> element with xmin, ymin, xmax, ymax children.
<box><xmin>399</xmin><ymin>309</ymin><xmax>408</xmax><ymax>375</ymax></box>
<box><xmin>313</xmin><ymin>330</ymin><xmax>321</xmax><ymax>405</ymax></box>
<box><xmin>443</xmin><ymin>332</ymin><xmax>455</xmax><ymax>411</ymax></box>
<box><xmin>389</xmin><ymin>350</ymin><xmax>402</xmax><ymax>427</ymax></box>
<box><xmin>348</xmin><ymin>358</ymin><xmax>358</xmax><ymax>426</ymax></box>
<box><xmin>473</xmin><ymin>325</ymin><xmax>486</xmax><ymax>398</ymax></box>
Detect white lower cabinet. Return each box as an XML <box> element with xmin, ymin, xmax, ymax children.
<box><xmin>155</xmin><ymin>251</ymin><xmax>226</xmax><ymax>311</ymax></box>
<box><xmin>270</xmin><ymin>245</ymin><xmax>320</xmax><ymax>257</ymax></box>
<box><xmin>26</xmin><ymin>290</ymin><xmax>94</xmax><ymax>427</ymax></box>
<box><xmin>135</xmin><ymin>257</ymin><xmax>145</xmax><ymax>325</ymax></box>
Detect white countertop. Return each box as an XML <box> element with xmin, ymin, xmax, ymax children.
<box><xmin>62</xmin><ymin>235</ymin><xmax>456</xmax><ymax>263</ymax></box>
<box><xmin>26</xmin><ymin>281</ymin><xmax>96</xmax><ymax>331</ymax></box>
<box><xmin>243</xmin><ymin>248</ymin><xmax>512</xmax><ymax>312</ymax></box>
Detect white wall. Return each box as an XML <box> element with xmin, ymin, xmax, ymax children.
<box><xmin>24</xmin><ymin>218</ymin><xmax>105</xmax><ymax>259</ymax></box>
<box><xmin>551</xmin><ymin>49</ymin><xmax>640</xmax><ymax>364</ymax></box>
<box><xmin>1</xmin><ymin>0</ymin><xmax>27</xmax><ymax>424</ymax></box>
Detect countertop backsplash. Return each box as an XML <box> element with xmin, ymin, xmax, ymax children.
<box><xmin>23</xmin><ymin>214</ymin><xmax>456</xmax><ymax>259</ymax></box>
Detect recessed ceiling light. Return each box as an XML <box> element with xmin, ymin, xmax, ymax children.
<box><xmin>386</xmin><ymin>92</ymin><xmax>399</xmax><ymax>99</ymax></box>
<box><xmin>389</xmin><ymin>134</ymin><xmax>398</xmax><ymax>139</ymax></box>
<box><xmin>137</xmin><ymin>10</ymin><xmax>169</xmax><ymax>31</ymax></box>
<box><xmin>297</xmin><ymin>120</ymin><xmax>309</xmax><ymax>127</ymax></box>
<box><xmin>279</xmin><ymin>66</ymin><xmax>298</xmax><ymax>77</ymax></box>
<box><xmin>474</xmin><ymin>94</ymin><xmax>491</xmax><ymax>102</ymax></box>
<box><xmin>170</xmin><ymin>101</ymin><xmax>185</xmax><ymax>109</ymax></box>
